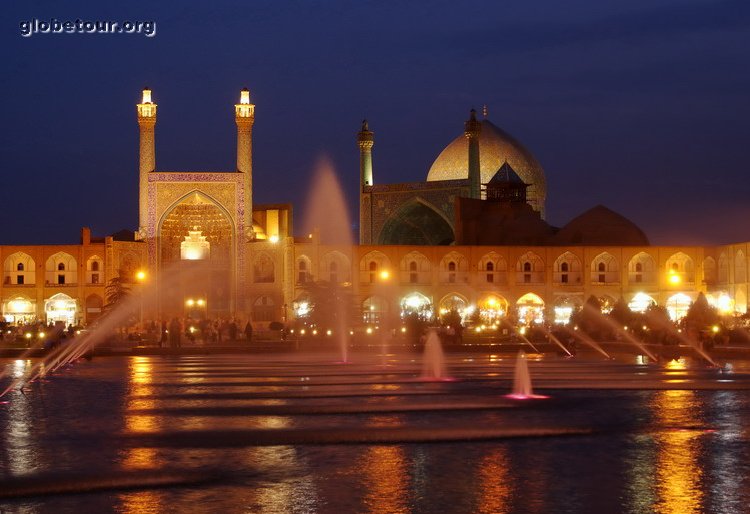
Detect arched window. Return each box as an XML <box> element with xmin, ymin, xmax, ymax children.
<box><xmin>486</xmin><ymin>261</ymin><xmax>494</xmax><ymax>283</ymax></box>
<box><xmin>409</xmin><ymin>261</ymin><xmax>418</xmax><ymax>284</ymax></box>
<box><xmin>254</xmin><ymin>254</ymin><xmax>275</xmax><ymax>283</ymax></box>
<box><xmin>561</xmin><ymin>262</ymin><xmax>569</xmax><ymax>283</ymax></box>
<box><xmin>92</xmin><ymin>261</ymin><xmax>100</xmax><ymax>272</ymax></box>
<box><xmin>329</xmin><ymin>261</ymin><xmax>338</xmax><ymax>284</ymax></box>
<box><xmin>635</xmin><ymin>262</ymin><xmax>642</xmax><ymax>272</ymax></box>
<box><xmin>369</xmin><ymin>261</ymin><xmax>377</xmax><ymax>283</ymax></box>
<box><xmin>17</xmin><ymin>263</ymin><xmax>24</xmax><ymax>271</ymax></box>
<box><xmin>523</xmin><ymin>262</ymin><xmax>531</xmax><ymax>272</ymax></box>
<box><xmin>297</xmin><ymin>259</ymin><xmax>309</xmax><ymax>284</ymax></box>
<box><xmin>58</xmin><ymin>262</ymin><xmax>65</xmax><ymax>271</ymax></box>
<box><xmin>448</xmin><ymin>261</ymin><xmax>456</xmax><ymax>283</ymax></box>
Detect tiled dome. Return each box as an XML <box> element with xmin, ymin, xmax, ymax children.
<box><xmin>426</xmin><ymin>119</ymin><xmax>547</xmax><ymax>217</ymax></box>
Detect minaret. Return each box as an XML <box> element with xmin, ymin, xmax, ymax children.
<box><xmin>137</xmin><ymin>87</ymin><xmax>157</xmax><ymax>236</ymax></box>
<box><xmin>357</xmin><ymin>120</ymin><xmax>374</xmax><ymax>244</ymax></box>
<box><xmin>464</xmin><ymin>108</ymin><xmax>482</xmax><ymax>199</ymax></box>
<box><xmin>235</xmin><ymin>88</ymin><xmax>255</xmax><ymax>238</ymax></box>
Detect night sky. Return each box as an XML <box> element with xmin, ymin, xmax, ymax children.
<box><xmin>3</xmin><ymin>0</ymin><xmax>749</xmax><ymax>245</ymax></box>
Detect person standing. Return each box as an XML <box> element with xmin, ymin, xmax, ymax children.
<box><xmin>244</xmin><ymin>321</ymin><xmax>253</xmax><ymax>344</ymax></box>
<box><xmin>169</xmin><ymin>318</ymin><xmax>181</xmax><ymax>348</ymax></box>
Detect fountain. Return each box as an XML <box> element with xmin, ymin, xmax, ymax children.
<box><xmin>421</xmin><ymin>329</ymin><xmax>450</xmax><ymax>381</ymax></box>
<box><xmin>303</xmin><ymin>158</ymin><xmax>354</xmax><ymax>364</ymax></box>
<box><xmin>561</xmin><ymin>326</ymin><xmax>611</xmax><ymax>359</ymax></box>
<box><xmin>506</xmin><ymin>350</ymin><xmax>548</xmax><ymax>399</ymax></box>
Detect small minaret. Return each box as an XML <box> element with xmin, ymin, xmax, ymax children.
<box><xmin>357</xmin><ymin>120</ymin><xmax>374</xmax><ymax>244</ymax></box>
<box><xmin>464</xmin><ymin>109</ymin><xmax>482</xmax><ymax>199</ymax></box>
<box><xmin>235</xmin><ymin>88</ymin><xmax>255</xmax><ymax>237</ymax></box>
<box><xmin>357</xmin><ymin>120</ymin><xmax>374</xmax><ymax>187</ymax></box>
<box><xmin>137</xmin><ymin>87</ymin><xmax>157</xmax><ymax>235</ymax></box>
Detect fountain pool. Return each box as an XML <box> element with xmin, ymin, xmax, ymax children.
<box><xmin>1</xmin><ymin>352</ymin><xmax>750</xmax><ymax>513</ymax></box>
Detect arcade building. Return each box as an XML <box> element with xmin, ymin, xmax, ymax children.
<box><xmin>0</xmin><ymin>89</ymin><xmax>747</xmax><ymax>329</ymax></box>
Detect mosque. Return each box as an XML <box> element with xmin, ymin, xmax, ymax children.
<box><xmin>0</xmin><ymin>88</ymin><xmax>747</xmax><ymax>330</ymax></box>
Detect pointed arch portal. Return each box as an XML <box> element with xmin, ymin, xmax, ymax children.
<box><xmin>378</xmin><ymin>200</ymin><xmax>454</xmax><ymax>245</ymax></box>
<box><xmin>157</xmin><ymin>191</ymin><xmax>235</xmax><ymax>318</ymax></box>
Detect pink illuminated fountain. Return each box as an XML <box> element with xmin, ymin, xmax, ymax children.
<box><xmin>506</xmin><ymin>350</ymin><xmax>548</xmax><ymax>399</ymax></box>
<box><xmin>421</xmin><ymin>330</ymin><xmax>452</xmax><ymax>381</ymax></box>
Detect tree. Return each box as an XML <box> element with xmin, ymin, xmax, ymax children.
<box><xmin>295</xmin><ymin>280</ymin><xmax>355</xmax><ymax>333</ymax></box>
<box><xmin>570</xmin><ymin>295</ymin><xmax>608</xmax><ymax>340</ymax></box>
<box><xmin>102</xmin><ymin>272</ymin><xmax>137</xmax><ymax>329</ymax></box>
<box><xmin>682</xmin><ymin>292</ymin><xmax>719</xmax><ymax>332</ymax></box>
<box><xmin>608</xmin><ymin>297</ymin><xmax>633</xmax><ymax>327</ymax></box>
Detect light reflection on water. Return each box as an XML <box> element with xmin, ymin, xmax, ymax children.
<box><xmin>652</xmin><ymin>390</ymin><xmax>703</xmax><ymax>514</ymax></box>
<box><xmin>476</xmin><ymin>447</ymin><xmax>511</xmax><ymax>514</ymax></box>
<box><xmin>3</xmin><ymin>354</ymin><xmax>750</xmax><ymax>513</ymax></box>
<box><xmin>361</xmin><ymin>446</ymin><xmax>410</xmax><ymax>514</ymax></box>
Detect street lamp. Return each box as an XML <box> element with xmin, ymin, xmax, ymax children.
<box><xmin>135</xmin><ymin>269</ymin><xmax>147</xmax><ymax>327</ymax></box>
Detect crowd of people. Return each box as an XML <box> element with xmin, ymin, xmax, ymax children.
<box><xmin>138</xmin><ymin>318</ymin><xmax>256</xmax><ymax>348</ymax></box>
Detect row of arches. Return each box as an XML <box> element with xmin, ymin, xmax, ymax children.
<box><xmin>356</xmin><ymin>250</ymin><xmax>749</xmax><ymax>286</ymax></box>
<box><xmin>2</xmin><ymin>252</ymin><xmax>104</xmax><ymax>286</ymax></box>
<box><xmin>2</xmin><ymin>251</ymin><xmax>150</xmax><ymax>286</ymax></box>
<box><xmin>358</xmin><ymin>290</ymin><xmax>720</xmax><ymax>326</ymax></box>
<box><xmin>2</xmin><ymin>293</ymin><xmax>103</xmax><ymax>325</ymax></box>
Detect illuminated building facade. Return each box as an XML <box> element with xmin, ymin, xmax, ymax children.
<box><xmin>0</xmin><ymin>89</ymin><xmax>747</xmax><ymax>327</ymax></box>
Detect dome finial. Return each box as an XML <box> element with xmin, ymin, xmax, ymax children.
<box><xmin>482</xmin><ymin>105</ymin><xmax>488</xmax><ymax>118</ymax></box>
<box><xmin>361</xmin><ymin>119</ymin><xmax>369</xmax><ymax>131</ymax></box>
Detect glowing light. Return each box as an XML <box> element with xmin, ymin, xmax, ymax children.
<box><xmin>629</xmin><ymin>292</ymin><xmax>655</xmax><ymax>313</ymax></box>
<box><xmin>475</xmin><ymin>327</ymin><xmax>482</xmax><ymax>333</ymax></box>
<box><xmin>196</xmin><ymin>299</ymin><xmax>205</xmax><ymax>307</ymax></box>
<box><xmin>235</xmin><ymin>88</ymin><xmax>254</xmax><ymax>118</ymax></box>
<box><xmin>8</xmin><ymin>299</ymin><xmax>32</xmax><ymax>313</ymax></box>
<box><xmin>300</xmin><ymin>329</ymin><xmax>306</xmax><ymax>335</ymax></box>
<box><xmin>401</xmin><ymin>327</ymin><xmax>406</xmax><ymax>333</ymax></box>
<box><xmin>189</xmin><ymin>326</ymin><xmax>196</xmax><ymax>334</ymax></box>
<box><xmin>180</xmin><ymin>229</ymin><xmax>210</xmax><ymax>260</ymax></box>
<box><xmin>269</xmin><ymin>234</ymin><xmax>279</xmax><ymax>244</ymax></box>
<box><xmin>519</xmin><ymin>327</ymin><xmax>527</xmax><ymax>335</ymax></box>
<box><xmin>135</xmin><ymin>270</ymin><xmax>147</xmax><ymax>282</ymax></box>
<box><xmin>708</xmin><ymin>292</ymin><xmax>735</xmax><ymax>314</ymax></box>
<box><xmin>349</xmin><ymin>330</ymin><xmax>354</xmax><ymax>335</ymax></box>
<box><xmin>712</xmin><ymin>325</ymin><xmax>720</xmax><ymax>333</ymax></box>
<box><xmin>404</xmin><ymin>295</ymin><xmax>422</xmax><ymax>309</ymax></box>
<box><xmin>141</xmin><ymin>88</ymin><xmax>152</xmax><ymax>103</ymax></box>
<box><xmin>366</xmin><ymin>327</ymin><xmax>373</xmax><ymax>334</ymax></box>
<box><xmin>326</xmin><ymin>329</ymin><xmax>332</xmax><ymax>336</ymax></box>
<box><xmin>295</xmin><ymin>301</ymin><xmax>310</xmax><ymax>317</ymax></box>
<box><xmin>379</xmin><ymin>270</ymin><xmax>390</xmax><ymax>280</ymax></box>
<box><xmin>25</xmin><ymin>333</ymin><xmax>32</xmax><ymax>339</ymax></box>
<box><xmin>668</xmin><ymin>271</ymin><xmax>681</xmax><ymax>285</ymax></box>
<box><xmin>487</xmin><ymin>298</ymin><xmax>497</xmax><ymax>307</ymax></box>
<box><xmin>185</xmin><ymin>299</ymin><xmax>195</xmax><ymax>307</ymax></box>
<box><xmin>38</xmin><ymin>332</ymin><xmax>45</xmax><ymax>339</ymax></box>
<box><xmin>666</xmin><ymin>293</ymin><xmax>692</xmax><ymax>321</ymax></box>
<box><xmin>312</xmin><ymin>329</ymin><xmax>318</xmax><ymax>335</ymax></box>
<box><xmin>553</xmin><ymin>306</ymin><xmax>573</xmax><ymax>324</ymax></box>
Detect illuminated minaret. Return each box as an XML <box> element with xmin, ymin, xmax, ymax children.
<box><xmin>137</xmin><ymin>87</ymin><xmax>157</xmax><ymax>235</ymax></box>
<box><xmin>465</xmin><ymin>108</ymin><xmax>482</xmax><ymax>199</ymax></box>
<box><xmin>235</xmin><ymin>88</ymin><xmax>255</xmax><ymax>236</ymax></box>
<box><xmin>357</xmin><ymin>119</ymin><xmax>374</xmax><ymax>244</ymax></box>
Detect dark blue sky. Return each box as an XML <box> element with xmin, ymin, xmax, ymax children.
<box><xmin>3</xmin><ymin>0</ymin><xmax>749</xmax><ymax>245</ymax></box>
